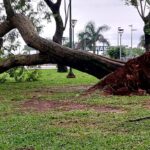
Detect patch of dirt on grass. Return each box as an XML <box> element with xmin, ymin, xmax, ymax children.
<box><xmin>21</xmin><ymin>99</ymin><xmax>125</xmax><ymax>113</ymax></box>
<box><xmin>33</xmin><ymin>85</ymin><xmax>92</xmax><ymax>93</ymax></box>
<box><xmin>143</xmin><ymin>100</ymin><xmax>150</xmax><ymax>109</ymax></box>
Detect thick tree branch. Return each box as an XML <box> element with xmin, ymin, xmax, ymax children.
<box><xmin>0</xmin><ymin>20</ymin><xmax>15</xmax><ymax>37</ymax></box>
<box><xmin>5</xmin><ymin>13</ymin><xmax>124</xmax><ymax>78</ymax></box>
<box><xmin>139</xmin><ymin>0</ymin><xmax>144</xmax><ymax>18</ymax></box>
<box><xmin>44</xmin><ymin>0</ymin><xmax>62</xmax><ymax>12</ymax></box>
<box><xmin>56</xmin><ymin>0</ymin><xmax>62</xmax><ymax>9</ymax></box>
<box><xmin>44</xmin><ymin>0</ymin><xmax>65</xmax><ymax>43</ymax></box>
<box><xmin>136</xmin><ymin>6</ymin><xmax>145</xmax><ymax>21</ymax></box>
<box><xmin>1</xmin><ymin>1</ymin><xmax>125</xmax><ymax>78</ymax></box>
<box><xmin>0</xmin><ymin>37</ymin><xmax>3</xmax><ymax>49</ymax></box>
<box><xmin>44</xmin><ymin>0</ymin><xmax>66</xmax><ymax>71</ymax></box>
<box><xmin>143</xmin><ymin>0</ymin><xmax>147</xmax><ymax>16</ymax></box>
<box><xmin>44</xmin><ymin>0</ymin><xmax>55</xmax><ymax>12</ymax></box>
<box><xmin>0</xmin><ymin>54</ymin><xmax>56</xmax><ymax>73</ymax></box>
<box><xmin>3</xmin><ymin>0</ymin><xmax>15</xmax><ymax>18</ymax></box>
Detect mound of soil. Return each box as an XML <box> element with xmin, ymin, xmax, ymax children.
<box><xmin>143</xmin><ymin>100</ymin><xmax>150</xmax><ymax>109</ymax></box>
<box><xmin>89</xmin><ymin>52</ymin><xmax>150</xmax><ymax>95</ymax></box>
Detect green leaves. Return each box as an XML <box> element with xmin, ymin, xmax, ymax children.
<box><xmin>144</xmin><ymin>22</ymin><xmax>150</xmax><ymax>35</ymax></box>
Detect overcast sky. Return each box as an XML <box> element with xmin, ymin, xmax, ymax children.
<box><xmin>43</xmin><ymin>0</ymin><xmax>144</xmax><ymax>47</ymax></box>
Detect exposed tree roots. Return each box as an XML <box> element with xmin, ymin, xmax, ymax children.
<box><xmin>88</xmin><ymin>52</ymin><xmax>150</xmax><ymax>95</ymax></box>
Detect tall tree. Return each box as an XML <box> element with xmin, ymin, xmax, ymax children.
<box><xmin>44</xmin><ymin>0</ymin><xmax>68</xmax><ymax>72</ymax></box>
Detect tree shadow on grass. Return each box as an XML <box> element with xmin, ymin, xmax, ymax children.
<box><xmin>128</xmin><ymin>116</ymin><xmax>150</xmax><ymax>122</ymax></box>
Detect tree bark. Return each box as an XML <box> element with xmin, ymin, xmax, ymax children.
<box><xmin>143</xmin><ymin>12</ymin><xmax>150</xmax><ymax>51</ymax></box>
<box><xmin>53</xmin><ymin>13</ymin><xmax>68</xmax><ymax>72</ymax></box>
<box><xmin>0</xmin><ymin>13</ymin><xmax>124</xmax><ymax>79</ymax></box>
<box><xmin>44</xmin><ymin>0</ymin><xmax>68</xmax><ymax>72</ymax></box>
<box><xmin>2</xmin><ymin>1</ymin><xmax>150</xmax><ymax>95</ymax></box>
<box><xmin>0</xmin><ymin>54</ymin><xmax>55</xmax><ymax>73</ymax></box>
<box><xmin>144</xmin><ymin>22</ymin><xmax>150</xmax><ymax>51</ymax></box>
<box><xmin>90</xmin><ymin>52</ymin><xmax>150</xmax><ymax>95</ymax></box>
<box><xmin>0</xmin><ymin>37</ymin><xmax>3</xmax><ymax>49</ymax></box>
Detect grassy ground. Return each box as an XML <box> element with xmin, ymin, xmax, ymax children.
<box><xmin>0</xmin><ymin>69</ymin><xmax>150</xmax><ymax>150</ymax></box>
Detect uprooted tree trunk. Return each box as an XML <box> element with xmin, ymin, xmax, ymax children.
<box><xmin>89</xmin><ymin>52</ymin><xmax>150</xmax><ymax>95</ymax></box>
<box><xmin>1</xmin><ymin>0</ymin><xmax>150</xmax><ymax>95</ymax></box>
<box><xmin>0</xmin><ymin>13</ymin><xmax>124</xmax><ymax>78</ymax></box>
<box><xmin>89</xmin><ymin>12</ymin><xmax>150</xmax><ymax>95</ymax></box>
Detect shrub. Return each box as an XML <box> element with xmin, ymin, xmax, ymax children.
<box><xmin>25</xmin><ymin>70</ymin><xmax>40</xmax><ymax>82</ymax></box>
<box><xmin>0</xmin><ymin>73</ymin><xmax>9</xmax><ymax>83</ymax></box>
<box><xmin>13</xmin><ymin>67</ymin><xmax>25</xmax><ymax>82</ymax></box>
<box><xmin>107</xmin><ymin>46</ymin><xmax>126</xmax><ymax>59</ymax></box>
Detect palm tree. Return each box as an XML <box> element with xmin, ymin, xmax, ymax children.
<box><xmin>78</xmin><ymin>21</ymin><xmax>110</xmax><ymax>54</ymax></box>
<box><xmin>77</xmin><ymin>32</ymin><xmax>91</xmax><ymax>50</ymax></box>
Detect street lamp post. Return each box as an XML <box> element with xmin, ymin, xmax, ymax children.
<box><xmin>83</xmin><ymin>34</ymin><xmax>87</xmax><ymax>50</ymax></box>
<box><xmin>129</xmin><ymin>25</ymin><xmax>137</xmax><ymax>58</ymax></box>
<box><xmin>72</xmin><ymin>19</ymin><xmax>77</xmax><ymax>48</ymax></box>
<box><xmin>118</xmin><ymin>27</ymin><xmax>124</xmax><ymax>60</ymax></box>
<box><xmin>117</xmin><ymin>27</ymin><xmax>121</xmax><ymax>46</ymax></box>
<box><xmin>67</xmin><ymin>0</ymin><xmax>76</xmax><ymax>78</ymax></box>
<box><xmin>69</xmin><ymin>0</ymin><xmax>72</xmax><ymax>49</ymax></box>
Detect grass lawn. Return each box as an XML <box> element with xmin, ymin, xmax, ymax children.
<box><xmin>0</xmin><ymin>69</ymin><xmax>150</xmax><ymax>150</ymax></box>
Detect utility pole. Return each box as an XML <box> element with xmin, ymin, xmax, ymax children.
<box><xmin>129</xmin><ymin>25</ymin><xmax>137</xmax><ymax>58</ymax></box>
<box><xmin>118</xmin><ymin>27</ymin><xmax>124</xmax><ymax>60</ymax></box>
<box><xmin>67</xmin><ymin>0</ymin><xmax>76</xmax><ymax>78</ymax></box>
<box><xmin>117</xmin><ymin>27</ymin><xmax>120</xmax><ymax>46</ymax></box>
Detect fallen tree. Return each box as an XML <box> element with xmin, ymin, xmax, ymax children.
<box><xmin>0</xmin><ymin>1</ymin><xmax>124</xmax><ymax>78</ymax></box>
<box><xmin>0</xmin><ymin>0</ymin><xmax>150</xmax><ymax>95</ymax></box>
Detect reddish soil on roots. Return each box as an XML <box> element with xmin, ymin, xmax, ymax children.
<box><xmin>89</xmin><ymin>52</ymin><xmax>150</xmax><ymax>95</ymax></box>
<box><xmin>143</xmin><ymin>100</ymin><xmax>150</xmax><ymax>109</ymax></box>
<box><xmin>22</xmin><ymin>99</ymin><xmax>125</xmax><ymax>113</ymax></box>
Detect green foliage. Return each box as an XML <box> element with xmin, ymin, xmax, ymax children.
<box><xmin>14</xmin><ymin>67</ymin><xmax>25</xmax><ymax>82</ymax></box>
<box><xmin>0</xmin><ymin>73</ymin><xmax>8</xmax><ymax>83</ymax></box>
<box><xmin>144</xmin><ymin>22</ymin><xmax>150</xmax><ymax>35</ymax></box>
<box><xmin>7</xmin><ymin>67</ymin><xmax>25</xmax><ymax>82</ymax></box>
<box><xmin>107</xmin><ymin>46</ymin><xmax>126</xmax><ymax>59</ymax></box>
<box><xmin>6</xmin><ymin>67</ymin><xmax>41</xmax><ymax>82</ymax></box>
<box><xmin>126</xmin><ymin>48</ymin><xmax>145</xmax><ymax>57</ymax></box>
<box><xmin>107</xmin><ymin>46</ymin><xmax>145</xmax><ymax>59</ymax></box>
<box><xmin>0</xmin><ymin>0</ymin><xmax>51</xmax><ymax>55</ymax></box>
<box><xmin>26</xmin><ymin>70</ymin><xmax>41</xmax><ymax>82</ymax></box>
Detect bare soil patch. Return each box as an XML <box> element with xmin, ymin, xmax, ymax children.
<box><xmin>143</xmin><ymin>100</ymin><xmax>150</xmax><ymax>109</ymax></box>
<box><xmin>21</xmin><ymin>99</ymin><xmax>125</xmax><ymax>113</ymax></box>
<box><xmin>33</xmin><ymin>85</ymin><xmax>91</xmax><ymax>93</ymax></box>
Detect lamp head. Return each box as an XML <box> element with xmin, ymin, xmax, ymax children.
<box><xmin>71</xmin><ymin>19</ymin><xmax>77</xmax><ymax>27</ymax></box>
